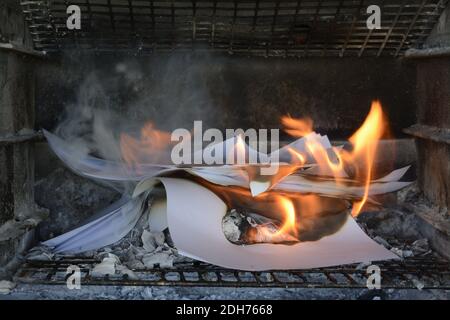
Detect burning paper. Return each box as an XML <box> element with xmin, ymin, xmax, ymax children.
<box><xmin>153</xmin><ymin>177</ymin><xmax>397</xmax><ymax>270</ymax></box>
<box><xmin>42</xmin><ymin>101</ymin><xmax>411</xmax><ymax>270</ymax></box>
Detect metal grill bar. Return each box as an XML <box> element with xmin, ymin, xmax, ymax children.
<box><xmin>20</xmin><ymin>0</ymin><xmax>448</xmax><ymax>57</ymax></box>
<box><xmin>0</xmin><ymin>131</ymin><xmax>44</xmax><ymax>146</ymax></box>
<box><xmin>14</xmin><ymin>255</ymin><xmax>450</xmax><ymax>289</ymax></box>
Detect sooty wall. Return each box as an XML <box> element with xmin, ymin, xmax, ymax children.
<box><xmin>35</xmin><ymin>53</ymin><xmax>416</xmax><ymax>138</ymax></box>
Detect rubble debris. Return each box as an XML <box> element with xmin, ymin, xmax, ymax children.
<box><xmin>373</xmin><ymin>236</ymin><xmax>391</xmax><ymax>249</ymax></box>
<box><xmin>25</xmin><ymin>202</ymin><xmax>188</xmax><ymax>272</ymax></box>
<box><xmin>357</xmin><ymin>207</ymin><xmax>421</xmax><ymax>240</ymax></box>
<box><xmin>390</xmin><ymin>247</ymin><xmax>414</xmax><ymax>259</ymax></box>
<box><xmin>26</xmin><ymin>245</ymin><xmax>55</xmax><ymax>261</ymax></box>
<box><xmin>390</xmin><ymin>248</ymin><xmax>403</xmax><ymax>258</ymax></box>
<box><xmin>91</xmin><ymin>253</ymin><xmax>138</xmax><ymax>280</ymax></box>
<box><xmin>153</xmin><ymin>232</ymin><xmax>165</xmax><ymax>247</ymax></box>
<box><xmin>412</xmin><ymin>239</ymin><xmax>429</xmax><ymax>255</ymax></box>
<box><xmin>141</xmin><ymin>230</ymin><xmax>156</xmax><ymax>252</ymax></box>
<box><xmin>116</xmin><ymin>265</ymin><xmax>138</xmax><ymax>280</ymax></box>
<box><xmin>405</xmin><ymin>274</ymin><xmax>425</xmax><ymax>291</ymax></box>
<box><xmin>402</xmin><ymin>250</ymin><xmax>414</xmax><ymax>258</ymax></box>
<box><xmin>91</xmin><ymin>254</ymin><xmax>119</xmax><ymax>277</ymax></box>
<box><xmin>131</xmin><ymin>246</ymin><xmax>147</xmax><ymax>260</ymax></box>
<box><xmin>0</xmin><ymin>280</ymin><xmax>16</xmax><ymax>295</ymax></box>
<box><xmin>125</xmin><ymin>259</ymin><xmax>144</xmax><ymax>270</ymax></box>
<box><xmin>141</xmin><ymin>229</ymin><xmax>166</xmax><ymax>252</ymax></box>
<box><xmin>142</xmin><ymin>252</ymin><xmax>174</xmax><ymax>269</ymax></box>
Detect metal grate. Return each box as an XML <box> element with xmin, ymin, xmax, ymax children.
<box><xmin>20</xmin><ymin>0</ymin><xmax>448</xmax><ymax>57</ymax></box>
<box><xmin>14</xmin><ymin>255</ymin><xmax>450</xmax><ymax>289</ymax></box>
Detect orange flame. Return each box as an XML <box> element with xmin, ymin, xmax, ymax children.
<box><xmin>253</xmin><ymin>195</ymin><xmax>298</xmax><ymax>243</ymax></box>
<box><xmin>347</xmin><ymin>100</ymin><xmax>385</xmax><ymax>216</ymax></box>
<box><xmin>287</xmin><ymin>147</ymin><xmax>306</xmax><ymax>165</ymax></box>
<box><xmin>273</xmin><ymin>196</ymin><xmax>297</xmax><ymax>237</ymax></box>
<box><xmin>283</xmin><ymin>100</ymin><xmax>386</xmax><ymax>218</ymax></box>
<box><xmin>120</xmin><ymin>122</ymin><xmax>171</xmax><ymax>168</ymax></box>
<box><xmin>281</xmin><ymin>116</ymin><xmax>313</xmax><ymax>138</ymax></box>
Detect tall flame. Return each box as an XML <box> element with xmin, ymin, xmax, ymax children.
<box><xmin>282</xmin><ymin>100</ymin><xmax>386</xmax><ymax>218</ymax></box>
<box><xmin>347</xmin><ymin>100</ymin><xmax>385</xmax><ymax>216</ymax></box>
<box><xmin>273</xmin><ymin>195</ymin><xmax>297</xmax><ymax>237</ymax></box>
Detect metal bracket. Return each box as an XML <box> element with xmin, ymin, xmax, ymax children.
<box><xmin>0</xmin><ymin>42</ymin><xmax>46</xmax><ymax>58</ymax></box>
<box><xmin>404</xmin><ymin>124</ymin><xmax>450</xmax><ymax>144</ymax></box>
<box><xmin>0</xmin><ymin>130</ymin><xmax>44</xmax><ymax>146</ymax></box>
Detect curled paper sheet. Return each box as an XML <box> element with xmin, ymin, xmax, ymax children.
<box><xmin>42</xmin><ymin>130</ymin><xmax>408</xmax><ymax>269</ymax></box>
<box><xmin>46</xmin><ymin>130</ymin><xmax>410</xmax><ymax>200</ymax></box>
<box><xmin>148</xmin><ymin>198</ymin><xmax>169</xmax><ymax>232</ymax></box>
<box><xmin>157</xmin><ymin>178</ymin><xmax>398</xmax><ymax>271</ymax></box>
<box><xmin>43</xmin><ymin>195</ymin><xmax>146</xmax><ymax>253</ymax></box>
<box><xmin>276</xmin><ymin>168</ymin><xmax>412</xmax><ymax>199</ymax></box>
<box><xmin>44</xmin><ymin>130</ymin><xmax>170</xmax><ymax>181</ymax></box>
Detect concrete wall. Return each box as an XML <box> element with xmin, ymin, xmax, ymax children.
<box><xmin>35</xmin><ymin>54</ymin><xmax>417</xmax><ymax>139</ymax></box>
<box><xmin>0</xmin><ymin>0</ymin><xmax>36</xmax><ymax>271</ymax></box>
<box><xmin>407</xmin><ymin>3</ymin><xmax>450</xmax><ymax>260</ymax></box>
<box><xmin>415</xmin><ymin>2</ymin><xmax>450</xmax><ymax>211</ymax></box>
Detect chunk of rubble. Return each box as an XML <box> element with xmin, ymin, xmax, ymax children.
<box><xmin>126</xmin><ymin>259</ymin><xmax>144</xmax><ymax>270</ymax></box>
<box><xmin>26</xmin><ymin>245</ymin><xmax>55</xmax><ymax>261</ymax></box>
<box><xmin>91</xmin><ymin>253</ymin><xmax>138</xmax><ymax>279</ymax></box>
<box><xmin>0</xmin><ymin>280</ymin><xmax>16</xmax><ymax>295</ymax></box>
<box><xmin>142</xmin><ymin>252</ymin><xmax>174</xmax><ymax>268</ymax></box>
<box><xmin>411</xmin><ymin>239</ymin><xmax>429</xmax><ymax>255</ymax></box>
<box><xmin>402</xmin><ymin>250</ymin><xmax>414</xmax><ymax>258</ymax></box>
<box><xmin>390</xmin><ymin>247</ymin><xmax>403</xmax><ymax>258</ymax></box>
<box><xmin>152</xmin><ymin>231</ymin><xmax>165</xmax><ymax>247</ymax></box>
<box><xmin>116</xmin><ymin>265</ymin><xmax>138</xmax><ymax>280</ymax></box>
<box><xmin>141</xmin><ymin>230</ymin><xmax>156</xmax><ymax>252</ymax></box>
<box><xmin>91</xmin><ymin>253</ymin><xmax>119</xmax><ymax>277</ymax></box>
<box><xmin>390</xmin><ymin>247</ymin><xmax>414</xmax><ymax>258</ymax></box>
<box><xmin>141</xmin><ymin>229</ymin><xmax>166</xmax><ymax>252</ymax></box>
<box><xmin>405</xmin><ymin>274</ymin><xmax>425</xmax><ymax>290</ymax></box>
<box><xmin>128</xmin><ymin>245</ymin><xmax>145</xmax><ymax>259</ymax></box>
<box><xmin>373</xmin><ymin>236</ymin><xmax>391</xmax><ymax>249</ymax></box>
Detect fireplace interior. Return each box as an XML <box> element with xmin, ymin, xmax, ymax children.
<box><xmin>0</xmin><ymin>0</ymin><xmax>449</xmax><ymax>299</ymax></box>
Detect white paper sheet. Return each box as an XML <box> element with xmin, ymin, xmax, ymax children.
<box><xmin>43</xmin><ymin>130</ymin><xmax>407</xmax><ymax>269</ymax></box>
<box><xmin>276</xmin><ymin>169</ymin><xmax>412</xmax><ymax>198</ymax></box>
<box><xmin>158</xmin><ymin>177</ymin><xmax>398</xmax><ymax>271</ymax></box>
<box><xmin>148</xmin><ymin>198</ymin><xmax>169</xmax><ymax>232</ymax></box>
<box><xmin>46</xmin><ymin>130</ymin><xmax>410</xmax><ymax>201</ymax></box>
<box><xmin>43</xmin><ymin>195</ymin><xmax>146</xmax><ymax>253</ymax></box>
<box><xmin>44</xmin><ymin>130</ymin><xmax>170</xmax><ymax>181</ymax></box>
